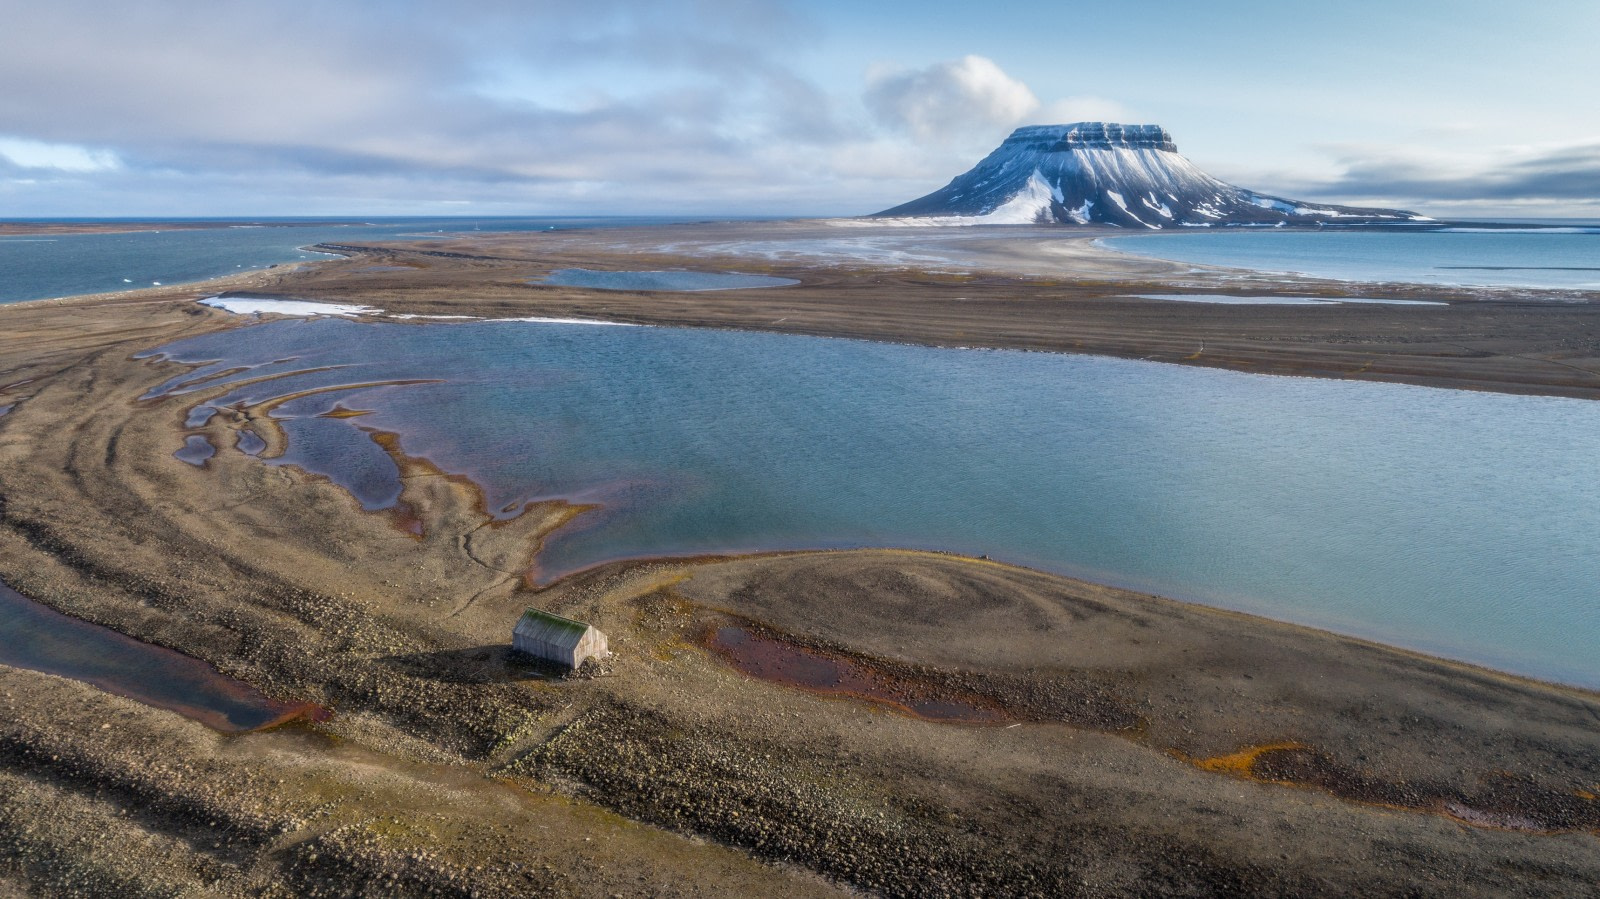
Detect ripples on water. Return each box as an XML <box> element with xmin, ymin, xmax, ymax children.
<box><xmin>141</xmin><ymin>318</ymin><xmax>1600</xmax><ymax>687</ymax></box>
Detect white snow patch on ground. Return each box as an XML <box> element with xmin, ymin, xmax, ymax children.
<box><xmin>1329</xmin><ymin>297</ymin><xmax>1449</xmax><ymax>305</ymax></box>
<box><xmin>1129</xmin><ymin>294</ymin><xmax>1446</xmax><ymax>306</ymax></box>
<box><xmin>489</xmin><ymin>316</ymin><xmax>640</xmax><ymax>326</ymax></box>
<box><xmin>201</xmin><ymin>297</ymin><xmax>635</xmax><ymax>326</ymax></box>
<box><xmin>201</xmin><ymin>296</ymin><xmax>378</xmax><ymax>317</ymax></box>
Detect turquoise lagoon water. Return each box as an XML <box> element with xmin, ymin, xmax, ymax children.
<box><xmin>1104</xmin><ymin>225</ymin><xmax>1600</xmax><ymax>290</ymax></box>
<box><xmin>143</xmin><ymin>318</ymin><xmax>1600</xmax><ymax>687</ymax></box>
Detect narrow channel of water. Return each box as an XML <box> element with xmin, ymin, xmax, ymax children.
<box><xmin>0</xmin><ymin>582</ymin><xmax>324</xmax><ymax>732</ymax></box>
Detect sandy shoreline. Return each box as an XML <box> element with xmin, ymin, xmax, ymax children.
<box><xmin>2</xmin><ymin>223</ymin><xmax>1600</xmax><ymax>896</ymax></box>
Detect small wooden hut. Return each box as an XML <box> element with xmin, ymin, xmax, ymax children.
<box><xmin>513</xmin><ymin>608</ymin><xmax>608</xmax><ymax>669</ymax></box>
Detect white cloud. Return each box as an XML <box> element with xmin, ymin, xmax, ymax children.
<box><xmin>1239</xmin><ymin>139</ymin><xmax>1600</xmax><ymax>206</ymax></box>
<box><xmin>0</xmin><ymin>2</ymin><xmax>1150</xmax><ymax>215</ymax></box>
<box><xmin>863</xmin><ymin>56</ymin><xmax>1039</xmax><ymax>142</ymax></box>
<box><xmin>0</xmin><ymin>1</ymin><xmax>836</xmax><ymax>194</ymax></box>
<box><xmin>0</xmin><ymin>136</ymin><xmax>120</xmax><ymax>172</ymax></box>
<box><xmin>1038</xmin><ymin>96</ymin><xmax>1135</xmax><ymax>127</ymax></box>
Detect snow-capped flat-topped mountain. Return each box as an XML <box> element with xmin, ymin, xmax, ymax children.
<box><xmin>875</xmin><ymin>122</ymin><xmax>1424</xmax><ymax>228</ymax></box>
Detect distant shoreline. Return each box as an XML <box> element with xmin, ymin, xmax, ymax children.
<box><xmin>212</xmin><ymin>221</ymin><xmax>1600</xmax><ymax>401</ymax></box>
<box><xmin>0</xmin><ymin>220</ymin><xmax>347</xmax><ymax>236</ymax></box>
<box><xmin>8</xmin><ymin>219</ymin><xmax>1600</xmax><ymax>401</ymax></box>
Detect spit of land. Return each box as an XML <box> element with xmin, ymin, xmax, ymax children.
<box><xmin>1</xmin><ymin>220</ymin><xmax>1598</xmax><ymax>897</ymax></box>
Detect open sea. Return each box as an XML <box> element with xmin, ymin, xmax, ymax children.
<box><xmin>1104</xmin><ymin>221</ymin><xmax>1600</xmax><ymax>290</ymax></box>
<box><xmin>0</xmin><ymin>216</ymin><xmax>738</xmax><ymax>305</ymax></box>
<box><xmin>4</xmin><ymin>217</ymin><xmax>1599</xmax><ymax>304</ymax></box>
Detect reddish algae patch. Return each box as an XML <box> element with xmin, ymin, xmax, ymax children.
<box><xmin>706</xmin><ymin>624</ymin><xmax>1007</xmax><ymax>725</ymax></box>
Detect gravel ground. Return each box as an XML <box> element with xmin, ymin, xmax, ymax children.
<box><xmin>1</xmin><ymin>237</ymin><xmax>1598</xmax><ymax>896</ymax></box>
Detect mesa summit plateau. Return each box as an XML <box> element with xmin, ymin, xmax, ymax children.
<box><xmin>876</xmin><ymin>122</ymin><xmax>1426</xmax><ymax>228</ymax></box>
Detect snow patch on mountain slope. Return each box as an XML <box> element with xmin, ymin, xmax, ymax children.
<box><xmin>875</xmin><ymin>122</ymin><xmax>1425</xmax><ymax>227</ymax></box>
<box><xmin>982</xmin><ymin>170</ymin><xmax>1057</xmax><ymax>224</ymax></box>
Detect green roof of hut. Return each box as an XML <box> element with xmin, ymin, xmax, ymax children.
<box><xmin>513</xmin><ymin>608</ymin><xmax>608</xmax><ymax>668</ymax></box>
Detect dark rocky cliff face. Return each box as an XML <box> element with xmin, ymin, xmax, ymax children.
<box><xmin>1016</xmin><ymin>122</ymin><xmax>1179</xmax><ymax>153</ymax></box>
<box><xmin>875</xmin><ymin>123</ymin><xmax>1423</xmax><ymax>228</ymax></box>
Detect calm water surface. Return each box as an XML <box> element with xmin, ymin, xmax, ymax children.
<box><xmin>0</xmin><ymin>217</ymin><xmax>752</xmax><ymax>304</ymax></box>
<box><xmin>1105</xmin><ymin>226</ymin><xmax>1600</xmax><ymax>290</ymax></box>
<box><xmin>0</xmin><ymin>582</ymin><xmax>323</xmax><ymax>731</ymax></box>
<box><xmin>141</xmin><ymin>319</ymin><xmax>1600</xmax><ymax>687</ymax></box>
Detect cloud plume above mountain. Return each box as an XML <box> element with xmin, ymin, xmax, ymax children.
<box><xmin>864</xmin><ymin>56</ymin><xmax>1039</xmax><ymax>141</ymax></box>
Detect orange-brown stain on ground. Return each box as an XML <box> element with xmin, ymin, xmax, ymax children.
<box><xmin>320</xmin><ymin>403</ymin><xmax>373</xmax><ymax>419</ymax></box>
<box><xmin>1187</xmin><ymin>741</ymin><xmax>1311</xmax><ymax>779</ymax></box>
<box><xmin>1180</xmin><ymin>741</ymin><xmax>1600</xmax><ymax>836</ymax></box>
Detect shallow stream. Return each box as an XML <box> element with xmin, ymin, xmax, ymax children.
<box><xmin>0</xmin><ymin>582</ymin><xmax>324</xmax><ymax>731</ymax></box>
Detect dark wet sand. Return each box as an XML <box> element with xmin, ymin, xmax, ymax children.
<box><xmin>1</xmin><ymin>224</ymin><xmax>1599</xmax><ymax>896</ymax></box>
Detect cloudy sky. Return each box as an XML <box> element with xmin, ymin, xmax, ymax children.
<box><xmin>2</xmin><ymin>0</ymin><xmax>1597</xmax><ymax>218</ymax></box>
